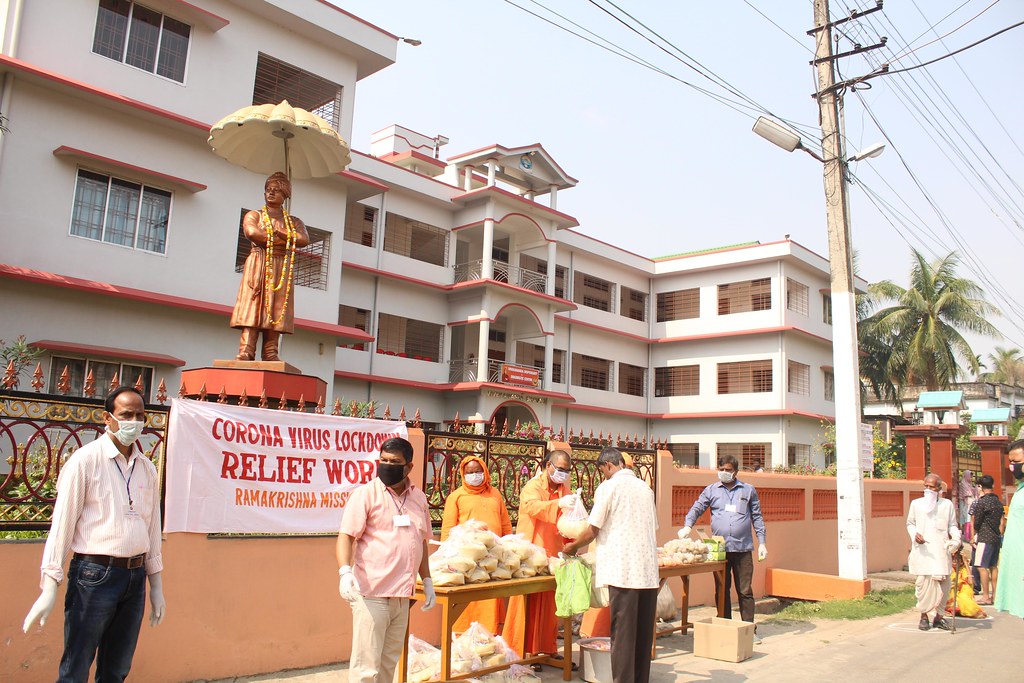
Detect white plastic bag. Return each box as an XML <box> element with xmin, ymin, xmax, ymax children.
<box><xmin>556</xmin><ymin>494</ymin><xmax>589</xmax><ymax>540</ymax></box>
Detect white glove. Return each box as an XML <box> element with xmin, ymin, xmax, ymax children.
<box><xmin>677</xmin><ymin>526</ymin><xmax>692</xmax><ymax>540</ymax></box>
<box><xmin>339</xmin><ymin>566</ymin><xmax>362</xmax><ymax>602</ymax></box>
<box><xmin>758</xmin><ymin>545</ymin><xmax>768</xmax><ymax>561</ymax></box>
<box><xmin>148</xmin><ymin>572</ymin><xmax>166</xmax><ymax>627</ymax></box>
<box><xmin>558</xmin><ymin>494</ymin><xmax>578</xmax><ymax>510</ymax></box>
<box><xmin>23</xmin><ymin>576</ymin><xmax>59</xmax><ymax>632</ymax></box>
<box><xmin>421</xmin><ymin>577</ymin><xmax>436</xmax><ymax>611</ymax></box>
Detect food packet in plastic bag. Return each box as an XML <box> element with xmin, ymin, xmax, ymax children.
<box><xmin>452</xmin><ymin>621</ymin><xmax>498</xmax><ymax>668</ymax></box>
<box><xmin>406</xmin><ymin>634</ymin><xmax>441</xmax><ymax>683</ymax></box>
<box><xmin>556</xmin><ymin>494</ymin><xmax>589</xmax><ymax>540</ymax></box>
<box><xmin>505</xmin><ymin>663</ymin><xmax>542</xmax><ymax>682</ymax></box>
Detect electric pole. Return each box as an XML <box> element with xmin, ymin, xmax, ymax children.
<box><xmin>809</xmin><ymin>0</ymin><xmax>886</xmax><ymax>580</ymax></box>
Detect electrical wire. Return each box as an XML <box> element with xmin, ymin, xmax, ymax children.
<box><xmin>889</xmin><ymin>0</ymin><xmax>998</xmax><ymax>62</ymax></box>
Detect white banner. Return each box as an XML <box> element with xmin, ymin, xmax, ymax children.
<box><xmin>164</xmin><ymin>398</ymin><xmax>407</xmax><ymax>533</ymax></box>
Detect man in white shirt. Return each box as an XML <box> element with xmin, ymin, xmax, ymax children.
<box><xmin>23</xmin><ymin>386</ymin><xmax>166</xmax><ymax>682</ymax></box>
<box><xmin>564</xmin><ymin>447</ymin><xmax>659</xmax><ymax>683</ymax></box>
<box><xmin>907</xmin><ymin>473</ymin><xmax>960</xmax><ymax>631</ymax></box>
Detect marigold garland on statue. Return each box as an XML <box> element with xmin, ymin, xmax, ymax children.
<box><xmin>262</xmin><ymin>205</ymin><xmax>297</xmax><ymax>326</ymax></box>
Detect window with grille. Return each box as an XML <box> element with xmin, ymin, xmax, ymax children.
<box><xmin>786</xmin><ymin>278</ymin><xmax>809</xmax><ymax>315</ymax></box>
<box><xmin>654</xmin><ymin>365</ymin><xmax>699</xmax><ymax>396</ymax></box>
<box><xmin>787</xmin><ymin>360</ymin><xmax>810</xmax><ymax>395</ymax></box>
<box><xmin>383</xmin><ymin>212</ymin><xmax>448</xmax><ymax>266</ymax></box>
<box><xmin>234</xmin><ymin>210</ymin><xmax>330</xmax><ymax>290</ymax></box>
<box><xmin>657</xmin><ymin>288</ymin><xmax>699</xmax><ymax>322</ymax></box>
<box><xmin>252</xmin><ymin>53</ymin><xmax>342</xmax><ymax>130</ymax></box>
<box><xmin>718</xmin><ymin>278</ymin><xmax>771</xmax><ymax>315</ymax></box>
<box><xmin>824</xmin><ymin>369</ymin><xmax>835</xmax><ymax>401</ymax></box>
<box><xmin>618</xmin><ymin>363</ymin><xmax>646</xmax><ymax>396</ymax></box>
<box><xmin>93</xmin><ymin>0</ymin><xmax>190</xmax><ymax>82</ymax></box>
<box><xmin>49</xmin><ymin>356</ymin><xmax>153</xmax><ymax>401</ymax></box>
<box><xmin>717</xmin><ymin>360</ymin><xmax>773</xmax><ymax>394</ymax></box>
<box><xmin>376</xmin><ymin>313</ymin><xmax>443</xmax><ymax>362</ymax></box>
<box><xmin>822</xmin><ymin>293</ymin><xmax>833</xmax><ymax>324</ymax></box>
<box><xmin>338</xmin><ymin>305</ymin><xmax>369</xmax><ymax>350</ymax></box>
<box><xmin>787</xmin><ymin>443</ymin><xmax>811</xmax><ymax>466</ymax></box>
<box><xmin>666</xmin><ymin>443</ymin><xmax>699</xmax><ymax>468</ymax></box>
<box><xmin>620</xmin><ymin>287</ymin><xmax>647</xmax><ymax>322</ymax></box>
<box><xmin>717</xmin><ymin>443</ymin><xmax>770</xmax><ymax>471</ymax></box>
<box><xmin>70</xmin><ymin>169</ymin><xmax>171</xmax><ymax>253</ymax></box>
<box><xmin>574</xmin><ymin>271</ymin><xmax>613</xmax><ymax>312</ymax></box>
<box><xmin>571</xmin><ymin>353</ymin><xmax>611</xmax><ymax>391</ymax></box>
<box><xmin>344</xmin><ymin>205</ymin><xmax>376</xmax><ymax>247</ymax></box>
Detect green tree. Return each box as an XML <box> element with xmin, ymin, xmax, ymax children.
<box><xmin>980</xmin><ymin>346</ymin><xmax>1024</xmax><ymax>386</ymax></box>
<box><xmin>859</xmin><ymin>250</ymin><xmax>999</xmax><ymax>392</ymax></box>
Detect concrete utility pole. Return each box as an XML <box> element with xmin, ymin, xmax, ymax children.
<box><xmin>811</xmin><ymin>0</ymin><xmax>867</xmax><ymax>580</ymax></box>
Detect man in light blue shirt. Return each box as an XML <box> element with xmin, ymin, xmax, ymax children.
<box><xmin>678</xmin><ymin>454</ymin><xmax>767</xmax><ymax>624</ymax></box>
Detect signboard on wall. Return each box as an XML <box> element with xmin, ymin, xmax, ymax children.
<box><xmin>860</xmin><ymin>422</ymin><xmax>874</xmax><ymax>473</ymax></box>
<box><xmin>501</xmin><ymin>364</ymin><xmax>540</xmax><ymax>387</ymax></box>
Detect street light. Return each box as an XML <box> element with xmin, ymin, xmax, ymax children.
<box><xmin>754</xmin><ymin>115</ymin><xmax>884</xmax><ymax>581</ymax></box>
<box><xmin>399</xmin><ymin>37</ymin><xmax>422</xmax><ymax>46</ymax></box>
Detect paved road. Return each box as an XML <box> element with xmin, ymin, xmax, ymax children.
<box><xmin>203</xmin><ymin>601</ymin><xmax>1023</xmax><ymax>683</ymax></box>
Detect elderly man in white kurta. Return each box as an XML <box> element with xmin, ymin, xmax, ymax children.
<box><xmin>563</xmin><ymin>447</ymin><xmax>659</xmax><ymax>683</ymax></box>
<box><xmin>907</xmin><ymin>473</ymin><xmax>961</xmax><ymax>631</ymax></box>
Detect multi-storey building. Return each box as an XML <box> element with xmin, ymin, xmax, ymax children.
<box><xmin>0</xmin><ymin>0</ymin><xmax>843</xmax><ymax>470</ymax></box>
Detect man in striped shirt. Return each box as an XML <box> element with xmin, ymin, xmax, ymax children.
<box><xmin>23</xmin><ymin>386</ymin><xmax>165</xmax><ymax>682</ymax></box>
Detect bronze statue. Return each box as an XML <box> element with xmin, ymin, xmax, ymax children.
<box><xmin>231</xmin><ymin>172</ymin><xmax>310</xmax><ymax>361</ymax></box>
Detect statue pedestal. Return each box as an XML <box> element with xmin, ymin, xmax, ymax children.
<box><xmin>180</xmin><ymin>362</ymin><xmax>327</xmax><ymax>406</ymax></box>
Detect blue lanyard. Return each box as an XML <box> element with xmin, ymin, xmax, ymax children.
<box><xmin>114</xmin><ymin>457</ymin><xmax>137</xmax><ymax>508</ymax></box>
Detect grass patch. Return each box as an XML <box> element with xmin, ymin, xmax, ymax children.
<box><xmin>768</xmin><ymin>587</ymin><xmax>916</xmax><ymax>621</ymax></box>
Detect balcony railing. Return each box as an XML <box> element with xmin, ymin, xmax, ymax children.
<box><xmin>453</xmin><ymin>259</ymin><xmax>547</xmax><ymax>294</ymax></box>
<box><xmin>449</xmin><ymin>358</ymin><xmax>543</xmax><ymax>388</ymax></box>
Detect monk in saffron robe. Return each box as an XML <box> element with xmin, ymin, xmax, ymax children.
<box><xmin>502</xmin><ymin>450</ymin><xmax>578</xmax><ymax>658</ymax></box>
<box><xmin>440</xmin><ymin>455</ymin><xmax>513</xmax><ymax>633</ymax></box>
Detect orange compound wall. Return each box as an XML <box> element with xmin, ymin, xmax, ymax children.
<box><xmin>654</xmin><ymin>453</ymin><xmax>921</xmax><ymax>609</ymax></box>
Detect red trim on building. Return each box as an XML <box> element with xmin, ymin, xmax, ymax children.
<box><xmin>561</xmin><ymin>404</ymin><xmax>834</xmax><ymax>421</ymax></box>
<box><xmin>452</xmin><ymin>213</ymin><xmax>554</xmax><ymax>243</ymax></box>
<box><xmin>553</xmin><ymin>315</ymin><xmax>650</xmax><ymax>342</ymax></box>
<box><xmin>452</xmin><ymin>186</ymin><xmax>579</xmax><ymax>227</ymax></box>
<box><xmin>553</xmin><ymin>316</ymin><xmax>832</xmax><ymax>345</ymax></box>
<box><xmin>342</xmin><ymin>262</ymin><xmax>448</xmax><ymax>291</ymax></box>
<box><xmin>53</xmin><ymin>146</ymin><xmax>207</xmax><ymax>192</ymax></box>
<box><xmin>31</xmin><ymin>340</ymin><xmax>187</xmax><ymax>367</ymax></box>
<box><xmin>0</xmin><ymin>55</ymin><xmax>209</xmax><ymax>131</ymax></box>
<box><xmin>0</xmin><ymin>264</ymin><xmax>372</xmax><ymax>341</ymax></box>
<box><xmin>311</xmin><ymin>0</ymin><xmax>399</xmax><ymax>38</ymax></box>
<box><xmin>334</xmin><ymin>369</ymin><xmax>574</xmax><ymax>402</ymax></box>
<box><xmin>377</xmin><ymin>150</ymin><xmax>447</xmax><ymax>171</ymax></box>
<box><xmin>338</xmin><ymin>169</ymin><xmax>389</xmax><ymax>192</ymax></box>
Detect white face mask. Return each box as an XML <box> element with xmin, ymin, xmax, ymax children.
<box><xmin>111</xmin><ymin>420</ymin><xmax>144</xmax><ymax>447</ymax></box>
<box><xmin>718</xmin><ymin>470</ymin><xmax>735</xmax><ymax>484</ymax></box>
<box><xmin>464</xmin><ymin>472</ymin><xmax>485</xmax><ymax>487</ymax></box>
<box><xmin>550</xmin><ymin>468</ymin><xmax>570</xmax><ymax>485</ymax></box>
<box><xmin>922</xmin><ymin>488</ymin><xmax>938</xmax><ymax>513</ymax></box>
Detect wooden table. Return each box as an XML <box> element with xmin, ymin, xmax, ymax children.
<box><xmin>400</xmin><ymin>576</ymin><xmax>574</xmax><ymax>682</ymax></box>
<box><xmin>652</xmin><ymin>560</ymin><xmax>728</xmax><ymax>658</ymax></box>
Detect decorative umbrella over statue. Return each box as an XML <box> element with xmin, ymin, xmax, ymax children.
<box><xmin>208</xmin><ymin>100</ymin><xmax>351</xmax><ymax>362</ymax></box>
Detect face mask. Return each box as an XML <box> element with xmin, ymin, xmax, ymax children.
<box><xmin>718</xmin><ymin>470</ymin><xmax>735</xmax><ymax>484</ymax></box>
<box><xmin>111</xmin><ymin>420</ymin><xmax>143</xmax><ymax>446</ymax></box>
<box><xmin>922</xmin><ymin>488</ymin><xmax>938</xmax><ymax>512</ymax></box>
<box><xmin>377</xmin><ymin>462</ymin><xmax>407</xmax><ymax>486</ymax></box>
<box><xmin>464</xmin><ymin>472</ymin><xmax>485</xmax><ymax>487</ymax></box>
<box><xmin>1011</xmin><ymin>462</ymin><xmax>1024</xmax><ymax>481</ymax></box>
<box><xmin>550</xmin><ymin>469</ymin><xmax>570</xmax><ymax>485</ymax></box>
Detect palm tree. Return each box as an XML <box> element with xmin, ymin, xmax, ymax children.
<box><xmin>859</xmin><ymin>250</ymin><xmax>999</xmax><ymax>392</ymax></box>
<box><xmin>981</xmin><ymin>346</ymin><xmax>1024</xmax><ymax>386</ymax></box>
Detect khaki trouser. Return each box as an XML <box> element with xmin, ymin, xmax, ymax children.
<box><xmin>348</xmin><ymin>595</ymin><xmax>409</xmax><ymax>683</ymax></box>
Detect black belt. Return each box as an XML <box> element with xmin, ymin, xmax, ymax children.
<box><xmin>73</xmin><ymin>553</ymin><xmax>146</xmax><ymax>570</ymax></box>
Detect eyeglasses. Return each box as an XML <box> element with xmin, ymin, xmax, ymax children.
<box><xmin>551</xmin><ymin>465</ymin><xmax>571</xmax><ymax>475</ymax></box>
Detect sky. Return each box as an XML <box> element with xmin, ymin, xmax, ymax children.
<box><xmin>334</xmin><ymin>0</ymin><xmax>1024</xmax><ymax>364</ymax></box>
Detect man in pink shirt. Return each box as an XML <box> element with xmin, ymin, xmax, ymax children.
<box><xmin>336</xmin><ymin>436</ymin><xmax>436</xmax><ymax>683</ymax></box>
<box><xmin>22</xmin><ymin>386</ymin><xmax>166</xmax><ymax>682</ymax></box>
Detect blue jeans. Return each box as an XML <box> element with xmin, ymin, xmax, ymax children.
<box><xmin>58</xmin><ymin>558</ymin><xmax>147</xmax><ymax>683</ymax></box>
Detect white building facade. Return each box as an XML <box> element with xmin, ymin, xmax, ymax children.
<box><xmin>0</xmin><ymin>0</ymin><xmax>841</xmax><ymax>470</ymax></box>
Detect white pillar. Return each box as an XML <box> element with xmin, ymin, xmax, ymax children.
<box><xmin>549</xmin><ymin>185</ymin><xmax>558</xmax><ymax>210</ymax></box>
<box><xmin>486</xmin><ymin>160</ymin><xmax>497</xmax><ymax>187</ymax></box>
<box><xmin>543</xmin><ymin>334</ymin><xmax>554</xmax><ymax>389</ymax></box>
<box><xmin>477</xmin><ymin>319</ymin><xmax>490</xmax><ymax>382</ymax></box>
<box><xmin>463</xmin><ymin>165</ymin><xmax>474</xmax><ymax>191</ymax></box>
<box><xmin>546</xmin><ymin>240</ymin><xmax>557</xmax><ymax>297</ymax></box>
<box><xmin>482</xmin><ymin>218</ymin><xmax>495</xmax><ymax>280</ymax></box>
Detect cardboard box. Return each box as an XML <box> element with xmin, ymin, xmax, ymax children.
<box><xmin>693</xmin><ymin>617</ymin><xmax>755</xmax><ymax>663</ymax></box>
